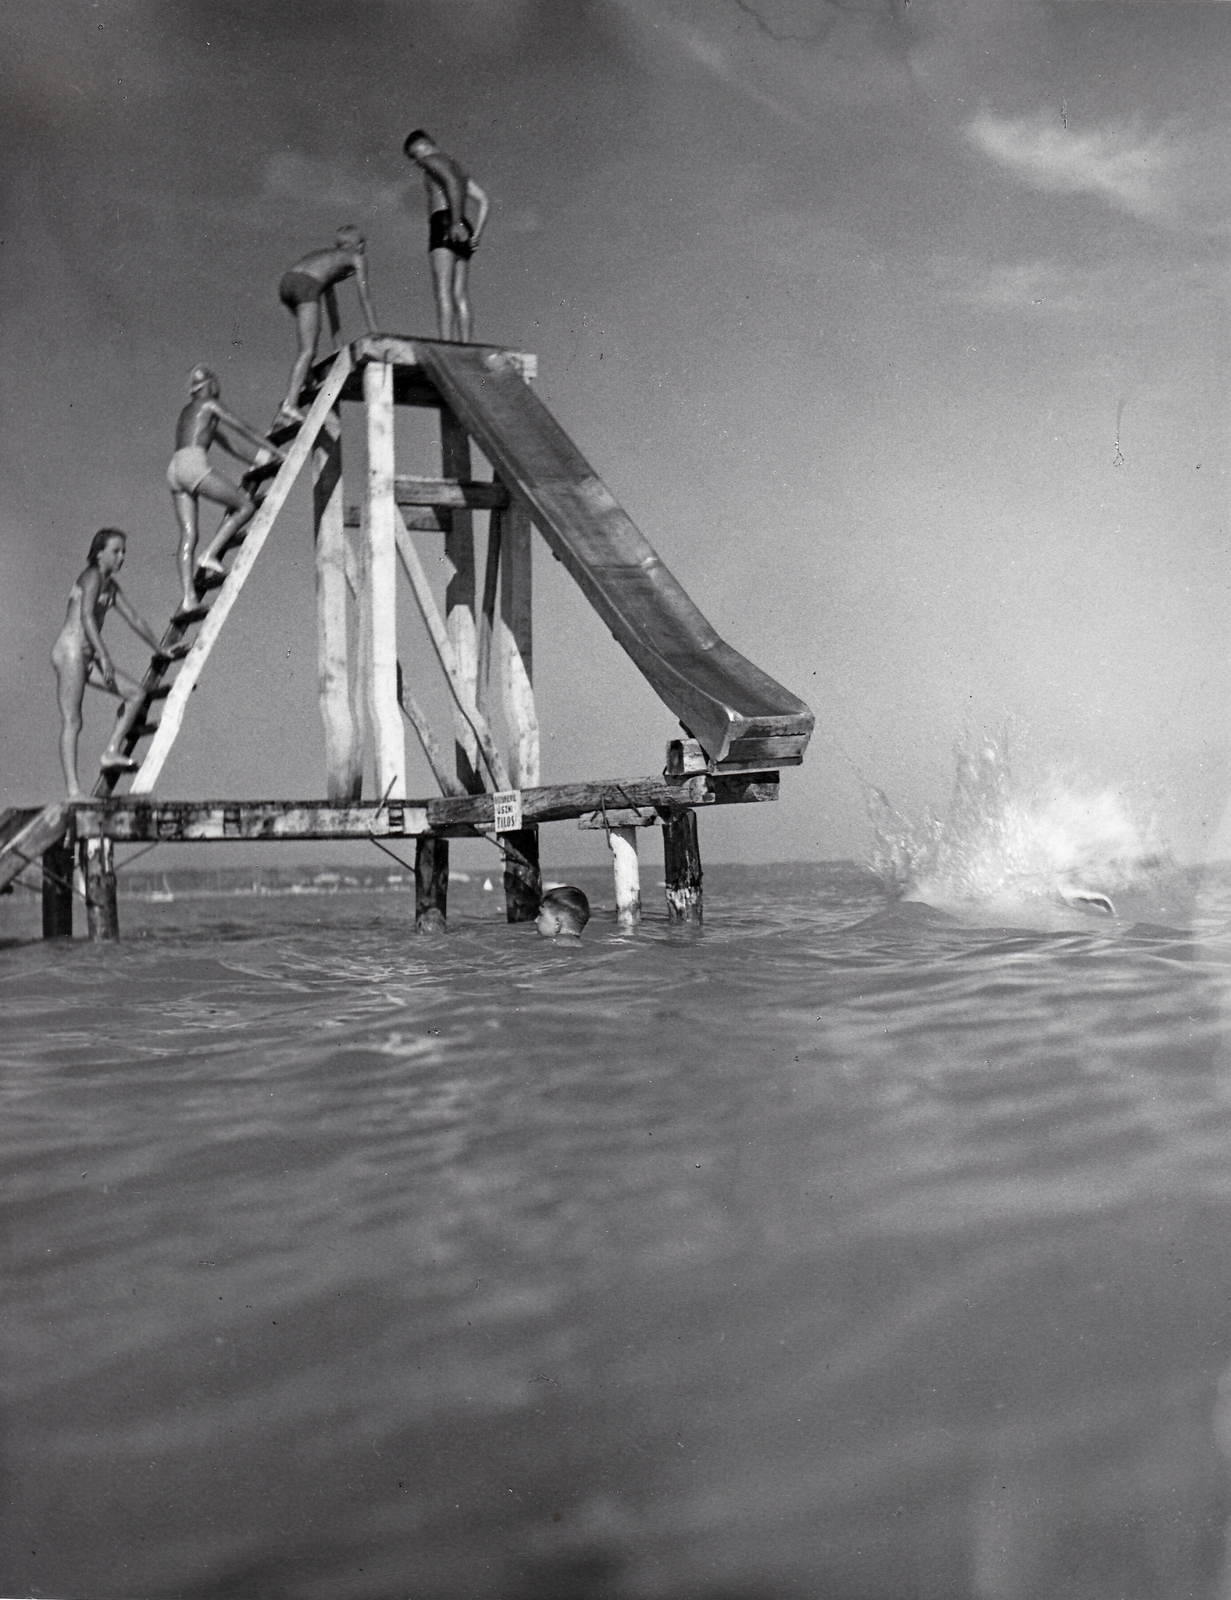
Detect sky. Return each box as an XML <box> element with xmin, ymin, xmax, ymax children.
<box><xmin>3</xmin><ymin>0</ymin><xmax>1231</xmax><ymax>866</ymax></box>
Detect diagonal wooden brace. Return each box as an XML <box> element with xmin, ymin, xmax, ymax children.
<box><xmin>393</xmin><ymin>510</ymin><xmax>512</xmax><ymax>793</ymax></box>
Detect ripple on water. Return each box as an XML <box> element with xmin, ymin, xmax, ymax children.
<box><xmin>5</xmin><ymin>866</ymin><xmax>1231</xmax><ymax>1596</ymax></box>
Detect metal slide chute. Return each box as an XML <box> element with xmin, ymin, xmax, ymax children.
<box><xmin>413</xmin><ymin>341</ymin><xmax>814</xmax><ymax>764</ymax></box>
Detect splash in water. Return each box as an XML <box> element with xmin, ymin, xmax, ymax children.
<box><xmin>866</xmin><ymin>733</ymin><xmax>1186</xmax><ymax>926</ymax></box>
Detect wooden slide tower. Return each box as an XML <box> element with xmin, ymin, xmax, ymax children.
<box><xmin>0</xmin><ymin>335</ymin><xmax>814</xmax><ymax>939</ymax></box>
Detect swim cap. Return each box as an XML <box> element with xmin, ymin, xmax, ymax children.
<box><xmin>188</xmin><ymin>365</ymin><xmax>218</xmax><ymax>394</ymax></box>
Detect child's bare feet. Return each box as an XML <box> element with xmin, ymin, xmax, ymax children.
<box><xmin>196</xmin><ymin>556</ymin><xmax>226</xmax><ymax>576</ymax></box>
<box><xmin>99</xmin><ymin>754</ymin><xmax>140</xmax><ymax>773</ymax></box>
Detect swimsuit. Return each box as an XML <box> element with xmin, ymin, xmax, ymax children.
<box><xmin>52</xmin><ymin>576</ymin><xmax>115</xmax><ymax>669</ymax></box>
<box><xmin>429</xmin><ymin>209</ymin><xmax>473</xmax><ymax>260</ymax></box>
<box><xmin>166</xmin><ymin>445</ymin><xmax>212</xmax><ymax>494</ymax></box>
<box><xmin>279</xmin><ymin>268</ymin><xmax>327</xmax><ymax>309</ymax></box>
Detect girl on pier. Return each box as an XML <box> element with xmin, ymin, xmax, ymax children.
<box><xmin>52</xmin><ymin>529</ymin><xmax>173</xmax><ymax>799</ymax></box>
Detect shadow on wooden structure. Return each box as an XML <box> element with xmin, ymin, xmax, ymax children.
<box><xmin>3</xmin><ymin>335</ymin><xmax>813</xmax><ymax>939</ymax></box>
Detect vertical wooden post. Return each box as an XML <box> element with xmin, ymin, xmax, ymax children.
<box><xmin>499</xmin><ymin>497</ymin><xmax>540</xmax><ymax>787</ymax></box>
<box><xmin>352</xmin><ymin>513</ymin><xmax>372</xmax><ymax>794</ymax></box>
<box><xmin>662</xmin><ymin>810</ymin><xmax>702</xmax><ymax>924</ymax></box>
<box><xmin>365</xmin><ymin>359</ymin><xmax>405</xmax><ymax>800</ymax></box>
<box><xmin>501</xmin><ymin>826</ymin><xmax>541</xmax><ymax>923</ymax></box>
<box><xmin>477</xmin><ymin>508</ymin><xmax>502</xmax><ymax>722</ymax></box>
<box><xmin>41</xmin><ymin>834</ymin><xmax>74</xmax><ymax>938</ymax></box>
<box><xmin>313</xmin><ymin>406</ymin><xmax>362</xmax><ymax>801</ymax></box>
<box><xmin>414</xmin><ymin>834</ymin><xmax>449</xmax><ymax>933</ymax></box>
<box><xmin>81</xmin><ymin>836</ymin><xmax>119</xmax><ymax>941</ymax></box>
<box><xmin>440</xmin><ymin>407</ymin><xmax>481</xmax><ymax>793</ymax></box>
<box><xmin>608</xmin><ymin>826</ymin><xmax>641</xmax><ymax>923</ymax></box>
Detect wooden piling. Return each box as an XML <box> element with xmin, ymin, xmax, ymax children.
<box><xmin>41</xmin><ymin>834</ymin><xmax>74</xmax><ymax>938</ymax></box>
<box><xmin>440</xmin><ymin>407</ymin><xmax>481</xmax><ymax>793</ymax></box>
<box><xmin>414</xmin><ymin>834</ymin><xmax>449</xmax><ymax>933</ymax></box>
<box><xmin>499</xmin><ymin>496</ymin><xmax>539</xmax><ymax>788</ymax></box>
<box><xmin>81</xmin><ymin>836</ymin><xmax>119</xmax><ymax>941</ymax></box>
<box><xmin>313</xmin><ymin>406</ymin><xmax>362</xmax><ymax>801</ymax></box>
<box><xmin>364</xmin><ymin>358</ymin><xmax>405</xmax><ymax>800</ymax></box>
<box><xmin>662</xmin><ymin>809</ymin><xmax>702</xmax><ymax>924</ymax></box>
<box><xmin>501</xmin><ymin>826</ymin><xmax>541</xmax><ymax>923</ymax></box>
<box><xmin>608</xmin><ymin>825</ymin><xmax>641</xmax><ymax>923</ymax></box>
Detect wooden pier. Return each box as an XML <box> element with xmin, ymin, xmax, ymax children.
<box><xmin>6</xmin><ymin>334</ymin><xmax>812</xmax><ymax>938</ymax></box>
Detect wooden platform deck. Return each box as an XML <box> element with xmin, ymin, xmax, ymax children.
<box><xmin>0</xmin><ymin>772</ymin><xmax>775</xmax><ymax>888</ymax></box>
<box><xmin>70</xmin><ymin>770</ymin><xmax>777</xmax><ymax>843</ymax></box>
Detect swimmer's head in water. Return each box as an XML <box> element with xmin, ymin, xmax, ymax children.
<box><xmin>87</xmin><ymin>527</ymin><xmax>126</xmax><ymax>566</ymax></box>
<box><xmin>188</xmin><ymin>365</ymin><xmax>219</xmax><ymax>396</ymax></box>
<box><xmin>403</xmin><ymin>129</ymin><xmax>434</xmax><ymax>159</ymax></box>
<box><xmin>335</xmin><ymin>224</ymin><xmax>363</xmax><ymax>250</ymax></box>
<box><xmin>536</xmin><ymin>884</ymin><xmax>591</xmax><ymax>939</ymax></box>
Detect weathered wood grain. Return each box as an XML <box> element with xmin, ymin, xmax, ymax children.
<box><xmin>499</xmin><ymin>495</ymin><xmax>539</xmax><ymax>788</ymax></box>
<box><xmin>365</xmin><ymin>358</ymin><xmax>406</xmax><ymax>800</ymax></box>
<box><xmin>314</xmin><ymin>406</ymin><xmax>362</xmax><ymax>801</ymax></box>
<box><xmin>663</xmin><ymin>809</ymin><xmax>702</xmax><ymax>924</ymax></box>
<box><xmin>69</xmin><ymin>771</ymin><xmax>777</xmax><ymax>843</ymax></box>
<box><xmin>440</xmin><ymin>407</ymin><xmax>481</xmax><ymax>793</ymax></box>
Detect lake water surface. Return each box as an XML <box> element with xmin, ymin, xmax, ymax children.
<box><xmin>6</xmin><ymin>861</ymin><xmax>1231</xmax><ymax>1598</ymax></box>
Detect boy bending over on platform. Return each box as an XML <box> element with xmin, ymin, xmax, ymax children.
<box><xmin>275</xmin><ymin>225</ymin><xmax>377</xmax><ymax>429</ymax></box>
<box><xmin>536</xmin><ymin>885</ymin><xmax>591</xmax><ymax>940</ymax></box>
<box><xmin>52</xmin><ymin>528</ymin><xmax>181</xmax><ymax>797</ymax></box>
<box><xmin>168</xmin><ymin>365</ymin><xmax>282</xmax><ymax>615</ymax></box>
<box><xmin>403</xmin><ymin>130</ymin><xmax>489</xmax><ymax>342</ymax></box>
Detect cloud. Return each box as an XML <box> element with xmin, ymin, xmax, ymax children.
<box><xmin>680</xmin><ymin>29</ymin><xmax>813</xmax><ymax>129</ymax></box>
<box><xmin>965</xmin><ymin>110</ymin><xmax>1174</xmax><ymax>224</ymax></box>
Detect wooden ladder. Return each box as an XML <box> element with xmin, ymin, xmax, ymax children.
<box><xmin>99</xmin><ymin>349</ymin><xmax>354</xmax><ymax>798</ymax></box>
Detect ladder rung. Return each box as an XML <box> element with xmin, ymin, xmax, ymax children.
<box><xmin>129</xmin><ymin>722</ymin><xmax>159</xmax><ymax>741</ymax></box>
<box><xmin>167</xmin><ymin>604</ymin><xmax>210</xmax><ymax>628</ymax></box>
<box><xmin>196</xmin><ymin>568</ymin><xmax>227</xmax><ymax>592</ymax></box>
<box><xmin>242</xmin><ymin>458</ymin><xmax>281</xmax><ymax>488</ymax></box>
<box><xmin>146</xmin><ymin>684</ymin><xmax>172</xmax><ymax>700</ymax></box>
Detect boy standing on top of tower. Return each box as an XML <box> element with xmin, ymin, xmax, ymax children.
<box><xmin>168</xmin><ymin>366</ymin><xmax>283</xmax><ymax>617</ymax></box>
<box><xmin>275</xmin><ymin>225</ymin><xmax>378</xmax><ymax>429</ymax></box>
<box><xmin>403</xmin><ymin>130</ymin><xmax>489</xmax><ymax>342</ymax></box>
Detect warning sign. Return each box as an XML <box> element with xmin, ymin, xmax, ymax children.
<box><xmin>492</xmin><ymin>790</ymin><xmax>523</xmax><ymax>832</ymax></box>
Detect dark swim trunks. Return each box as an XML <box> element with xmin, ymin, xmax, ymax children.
<box><xmin>278</xmin><ymin>269</ymin><xmax>325</xmax><ymax>309</ymax></box>
<box><xmin>429</xmin><ymin>209</ymin><xmax>473</xmax><ymax>260</ymax></box>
